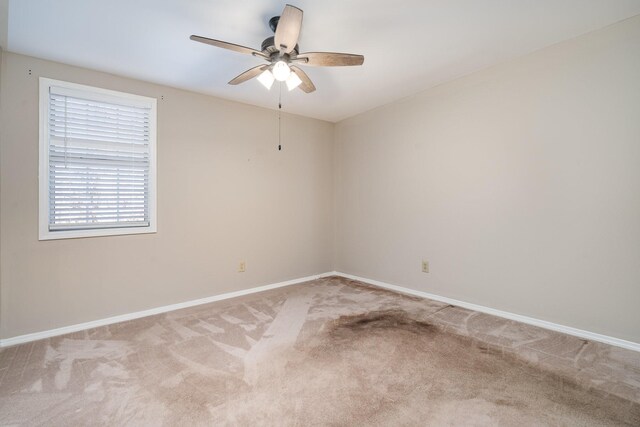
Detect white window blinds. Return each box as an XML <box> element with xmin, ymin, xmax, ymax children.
<box><xmin>47</xmin><ymin>86</ymin><xmax>152</xmax><ymax>232</ymax></box>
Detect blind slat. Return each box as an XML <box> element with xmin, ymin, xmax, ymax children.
<box><xmin>51</xmin><ymin>206</ymin><xmax>147</xmax><ymax>210</ymax></box>
<box><xmin>51</xmin><ymin>152</ymin><xmax>149</xmax><ymax>163</ymax></box>
<box><xmin>53</xmin><ymin>212</ymin><xmax>147</xmax><ymax>219</ymax></box>
<box><xmin>49</xmin><ymin>222</ymin><xmax>149</xmax><ymax>231</ymax></box>
<box><xmin>51</xmin><ymin>185</ymin><xmax>147</xmax><ymax>190</ymax></box>
<box><xmin>50</xmin><ymin>127</ymin><xmax>148</xmax><ymax>141</ymax></box>
<box><xmin>50</xmin><ymin>113</ymin><xmax>148</xmax><ymax>128</ymax></box>
<box><xmin>50</xmin><ymin>160</ymin><xmax>149</xmax><ymax>169</ymax></box>
<box><xmin>51</xmin><ymin>177</ymin><xmax>147</xmax><ymax>183</ymax></box>
<box><xmin>50</xmin><ymin>94</ymin><xmax>150</xmax><ymax>115</ymax></box>
<box><xmin>49</xmin><ymin>133</ymin><xmax>149</xmax><ymax>145</ymax></box>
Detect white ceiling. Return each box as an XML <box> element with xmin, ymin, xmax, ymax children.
<box><xmin>5</xmin><ymin>0</ymin><xmax>640</xmax><ymax>122</ymax></box>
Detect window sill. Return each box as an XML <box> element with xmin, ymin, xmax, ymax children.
<box><xmin>39</xmin><ymin>225</ymin><xmax>157</xmax><ymax>241</ymax></box>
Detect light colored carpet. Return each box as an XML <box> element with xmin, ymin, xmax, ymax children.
<box><xmin>0</xmin><ymin>276</ymin><xmax>638</xmax><ymax>426</ymax></box>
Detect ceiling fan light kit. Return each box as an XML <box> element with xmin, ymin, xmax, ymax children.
<box><xmin>256</xmin><ymin>67</ymin><xmax>301</xmax><ymax>91</ymax></box>
<box><xmin>190</xmin><ymin>4</ymin><xmax>364</xmax><ymax>94</ymax></box>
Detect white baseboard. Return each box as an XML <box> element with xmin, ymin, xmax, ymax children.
<box><xmin>4</xmin><ymin>271</ymin><xmax>638</xmax><ymax>353</ymax></box>
<box><xmin>332</xmin><ymin>271</ymin><xmax>640</xmax><ymax>353</ymax></box>
<box><xmin>0</xmin><ymin>272</ymin><xmax>334</xmax><ymax>348</ymax></box>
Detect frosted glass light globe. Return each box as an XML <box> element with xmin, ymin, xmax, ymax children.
<box><xmin>257</xmin><ymin>69</ymin><xmax>275</xmax><ymax>89</ymax></box>
<box><xmin>286</xmin><ymin>72</ymin><xmax>302</xmax><ymax>91</ymax></box>
<box><xmin>272</xmin><ymin>61</ymin><xmax>291</xmax><ymax>82</ymax></box>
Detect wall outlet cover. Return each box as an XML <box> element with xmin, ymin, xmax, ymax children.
<box><xmin>422</xmin><ymin>260</ymin><xmax>429</xmax><ymax>273</ymax></box>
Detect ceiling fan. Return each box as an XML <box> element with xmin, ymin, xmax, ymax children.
<box><xmin>190</xmin><ymin>4</ymin><xmax>364</xmax><ymax>93</ymax></box>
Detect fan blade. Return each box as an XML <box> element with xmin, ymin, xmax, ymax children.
<box><xmin>228</xmin><ymin>65</ymin><xmax>269</xmax><ymax>85</ymax></box>
<box><xmin>290</xmin><ymin>66</ymin><xmax>316</xmax><ymax>93</ymax></box>
<box><xmin>274</xmin><ymin>5</ymin><xmax>303</xmax><ymax>54</ymax></box>
<box><xmin>190</xmin><ymin>35</ymin><xmax>267</xmax><ymax>59</ymax></box>
<box><xmin>295</xmin><ymin>52</ymin><xmax>364</xmax><ymax>67</ymax></box>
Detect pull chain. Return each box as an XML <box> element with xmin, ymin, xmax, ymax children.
<box><xmin>278</xmin><ymin>83</ymin><xmax>282</xmax><ymax>151</ymax></box>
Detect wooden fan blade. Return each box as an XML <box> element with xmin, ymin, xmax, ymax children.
<box><xmin>274</xmin><ymin>5</ymin><xmax>303</xmax><ymax>54</ymax></box>
<box><xmin>190</xmin><ymin>35</ymin><xmax>267</xmax><ymax>58</ymax></box>
<box><xmin>228</xmin><ymin>65</ymin><xmax>269</xmax><ymax>85</ymax></box>
<box><xmin>290</xmin><ymin>66</ymin><xmax>316</xmax><ymax>93</ymax></box>
<box><xmin>295</xmin><ymin>52</ymin><xmax>364</xmax><ymax>67</ymax></box>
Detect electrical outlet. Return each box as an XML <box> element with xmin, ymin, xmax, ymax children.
<box><xmin>422</xmin><ymin>260</ymin><xmax>429</xmax><ymax>273</ymax></box>
<box><xmin>238</xmin><ymin>261</ymin><xmax>246</xmax><ymax>273</ymax></box>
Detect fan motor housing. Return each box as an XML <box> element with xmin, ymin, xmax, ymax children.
<box><xmin>261</xmin><ymin>36</ymin><xmax>299</xmax><ymax>56</ymax></box>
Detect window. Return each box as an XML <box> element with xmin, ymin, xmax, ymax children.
<box><xmin>39</xmin><ymin>78</ymin><xmax>157</xmax><ymax>240</ymax></box>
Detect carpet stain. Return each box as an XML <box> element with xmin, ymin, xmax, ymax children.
<box><xmin>328</xmin><ymin>309</ymin><xmax>438</xmax><ymax>335</ymax></box>
<box><xmin>294</xmin><ymin>309</ymin><xmax>640</xmax><ymax>426</ymax></box>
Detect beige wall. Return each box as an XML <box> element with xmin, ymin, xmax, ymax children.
<box><xmin>0</xmin><ymin>52</ymin><xmax>334</xmax><ymax>339</ymax></box>
<box><xmin>335</xmin><ymin>16</ymin><xmax>640</xmax><ymax>343</ymax></box>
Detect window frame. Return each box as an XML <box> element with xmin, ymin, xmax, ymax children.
<box><xmin>39</xmin><ymin>77</ymin><xmax>157</xmax><ymax>240</ymax></box>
